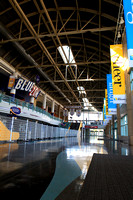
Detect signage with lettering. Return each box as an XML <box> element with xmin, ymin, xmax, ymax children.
<box><xmin>14</xmin><ymin>78</ymin><xmax>41</xmax><ymax>99</ymax></box>
<box><xmin>107</xmin><ymin>74</ymin><xmax>117</xmax><ymax>114</ymax></box>
<box><xmin>29</xmin><ymin>85</ymin><xmax>41</xmax><ymax>99</ymax></box>
<box><xmin>85</xmin><ymin>125</ymin><xmax>98</xmax><ymax>129</ymax></box>
<box><xmin>15</xmin><ymin>78</ymin><xmax>35</xmax><ymax>92</ymax></box>
<box><xmin>123</xmin><ymin>0</ymin><xmax>133</xmax><ymax>67</ymax></box>
<box><xmin>10</xmin><ymin>106</ymin><xmax>21</xmax><ymax>115</ymax></box>
<box><xmin>110</xmin><ymin>44</ymin><xmax>126</xmax><ymax>104</ymax></box>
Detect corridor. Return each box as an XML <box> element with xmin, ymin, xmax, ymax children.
<box><xmin>0</xmin><ymin>135</ymin><xmax>132</xmax><ymax>200</ymax></box>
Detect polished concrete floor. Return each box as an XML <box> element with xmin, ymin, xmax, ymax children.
<box><xmin>0</xmin><ymin>134</ymin><xmax>133</xmax><ymax>200</ymax></box>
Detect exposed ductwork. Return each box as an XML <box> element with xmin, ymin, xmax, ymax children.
<box><xmin>0</xmin><ymin>22</ymin><xmax>71</xmax><ymax>104</ymax></box>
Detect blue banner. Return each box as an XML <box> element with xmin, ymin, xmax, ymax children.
<box><xmin>107</xmin><ymin>74</ymin><xmax>117</xmax><ymax>114</ymax></box>
<box><xmin>104</xmin><ymin>98</ymin><xmax>106</xmax><ymax>120</ymax></box>
<box><xmin>123</xmin><ymin>0</ymin><xmax>133</xmax><ymax>67</ymax></box>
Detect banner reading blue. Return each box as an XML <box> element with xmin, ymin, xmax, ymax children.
<box><xmin>123</xmin><ymin>0</ymin><xmax>133</xmax><ymax>67</ymax></box>
<box><xmin>107</xmin><ymin>74</ymin><xmax>117</xmax><ymax>114</ymax></box>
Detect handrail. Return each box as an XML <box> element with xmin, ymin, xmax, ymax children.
<box><xmin>0</xmin><ymin>93</ymin><xmax>62</xmax><ymax>122</ymax></box>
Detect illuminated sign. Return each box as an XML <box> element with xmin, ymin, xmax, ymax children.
<box><xmin>123</xmin><ymin>0</ymin><xmax>133</xmax><ymax>67</ymax></box>
<box><xmin>110</xmin><ymin>44</ymin><xmax>126</xmax><ymax>104</ymax></box>
<box><xmin>107</xmin><ymin>74</ymin><xmax>117</xmax><ymax>114</ymax></box>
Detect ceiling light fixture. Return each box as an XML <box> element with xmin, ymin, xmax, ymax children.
<box><xmin>120</xmin><ymin>16</ymin><xmax>124</xmax><ymax>24</ymax></box>
<box><xmin>117</xmin><ymin>31</ymin><xmax>121</xmax><ymax>38</ymax></box>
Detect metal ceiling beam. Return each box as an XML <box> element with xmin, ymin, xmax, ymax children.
<box><xmin>47</xmin><ymin>89</ymin><xmax>105</xmax><ymax>92</ymax></box>
<box><xmin>9</xmin><ymin>0</ymin><xmax>82</xmax><ymax>106</ymax></box>
<box><xmin>40</xmin><ymin>0</ymin><xmax>82</xmax><ymax>102</ymax></box>
<box><xmin>17</xmin><ymin>60</ymin><xmax>110</xmax><ymax>69</ymax></box>
<box><xmin>54</xmin><ymin>0</ymin><xmax>81</xmax><ymax>88</ymax></box>
<box><xmin>40</xmin><ymin>78</ymin><xmax>106</xmax><ymax>83</ymax></box>
<box><xmin>55</xmin><ymin>97</ymin><xmax>104</xmax><ymax>99</ymax></box>
<box><xmin>0</xmin><ymin>26</ymin><xmax>116</xmax><ymax>44</ymax></box>
<box><xmin>71</xmin><ymin>102</ymin><xmax>103</xmax><ymax>105</ymax></box>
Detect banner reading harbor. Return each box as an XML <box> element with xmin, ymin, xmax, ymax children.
<box><xmin>110</xmin><ymin>44</ymin><xmax>126</xmax><ymax>104</ymax></box>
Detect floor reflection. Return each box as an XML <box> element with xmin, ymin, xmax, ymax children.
<box><xmin>0</xmin><ymin>135</ymin><xmax>133</xmax><ymax>200</ymax></box>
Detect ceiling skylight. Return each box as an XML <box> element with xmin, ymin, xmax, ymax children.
<box><xmin>77</xmin><ymin>86</ymin><xmax>86</xmax><ymax>95</ymax></box>
<box><xmin>57</xmin><ymin>45</ymin><xmax>76</xmax><ymax>67</ymax></box>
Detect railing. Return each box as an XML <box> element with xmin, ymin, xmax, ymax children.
<box><xmin>0</xmin><ymin>115</ymin><xmax>78</xmax><ymax>142</ymax></box>
<box><xmin>0</xmin><ymin>93</ymin><xmax>62</xmax><ymax>122</ymax></box>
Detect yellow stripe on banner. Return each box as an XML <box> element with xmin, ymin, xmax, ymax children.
<box><xmin>110</xmin><ymin>44</ymin><xmax>126</xmax><ymax>96</ymax></box>
<box><xmin>105</xmin><ymin>89</ymin><xmax>108</xmax><ymax>116</ymax></box>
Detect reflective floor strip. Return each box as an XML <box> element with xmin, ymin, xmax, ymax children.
<box><xmin>40</xmin><ymin>151</ymin><xmax>82</xmax><ymax>200</ymax></box>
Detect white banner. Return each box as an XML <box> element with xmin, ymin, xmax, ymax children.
<box><xmin>76</xmin><ymin>109</ymin><xmax>81</xmax><ymax>117</ymax></box>
<box><xmin>63</xmin><ymin>109</ymin><xmax>68</xmax><ymax>117</ymax></box>
<box><xmin>70</xmin><ymin>108</ymin><xmax>75</xmax><ymax>116</ymax></box>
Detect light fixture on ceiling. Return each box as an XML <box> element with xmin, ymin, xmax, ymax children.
<box><xmin>77</xmin><ymin>86</ymin><xmax>86</xmax><ymax>95</ymax></box>
<box><xmin>120</xmin><ymin>16</ymin><xmax>124</xmax><ymax>24</ymax></box>
<box><xmin>117</xmin><ymin>31</ymin><xmax>121</xmax><ymax>38</ymax></box>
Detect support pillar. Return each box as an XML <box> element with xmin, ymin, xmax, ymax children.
<box><xmin>46</xmin><ymin>105</ymin><xmax>48</xmax><ymax>112</ymax></box>
<box><xmin>30</xmin><ymin>96</ymin><xmax>34</xmax><ymax>109</ymax></box>
<box><xmin>117</xmin><ymin>105</ymin><xmax>121</xmax><ymax>140</ymax></box>
<box><xmin>10</xmin><ymin>88</ymin><xmax>16</xmax><ymax>98</ymax></box>
<box><xmin>43</xmin><ymin>94</ymin><xmax>47</xmax><ymax>110</ymax></box>
<box><xmin>112</xmin><ymin>115</ymin><xmax>114</xmax><ymax>139</ymax></box>
<box><xmin>51</xmin><ymin>100</ymin><xmax>55</xmax><ymax>116</ymax></box>
<box><xmin>58</xmin><ymin>105</ymin><xmax>61</xmax><ymax>118</ymax></box>
<box><xmin>109</xmin><ymin>120</ymin><xmax>111</xmax><ymax>138</ymax></box>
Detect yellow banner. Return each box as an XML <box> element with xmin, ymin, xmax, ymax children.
<box><xmin>105</xmin><ymin>89</ymin><xmax>108</xmax><ymax>116</ymax></box>
<box><xmin>103</xmin><ymin>104</ymin><xmax>104</xmax><ymax>121</ymax></box>
<box><xmin>8</xmin><ymin>76</ymin><xmax>15</xmax><ymax>89</ymax></box>
<box><xmin>110</xmin><ymin>44</ymin><xmax>125</xmax><ymax>95</ymax></box>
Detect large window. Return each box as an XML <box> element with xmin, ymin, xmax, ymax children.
<box><xmin>121</xmin><ymin>115</ymin><xmax>128</xmax><ymax>136</ymax></box>
<box><xmin>114</xmin><ymin>122</ymin><xmax>117</xmax><ymax>139</ymax></box>
<box><xmin>130</xmin><ymin>70</ymin><xmax>133</xmax><ymax>91</ymax></box>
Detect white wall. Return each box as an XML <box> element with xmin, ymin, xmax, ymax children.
<box><xmin>68</xmin><ymin>111</ymin><xmax>103</xmax><ymax>121</ymax></box>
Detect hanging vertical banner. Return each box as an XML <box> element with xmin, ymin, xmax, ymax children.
<box><xmin>104</xmin><ymin>98</ymin><xmax>106</xmax><ymax>121</ymax></box>
<box><xmin>76</xmin><ymin>109</ymin><xmax>81</xmax><ymax>117</ymax></box>
<box><xmin>8</xmin><ymin>76</ymin><xmax>15</xmax><ymax>89</ymax></box>
<box><xmin>70</xmin><ymin>108</ymin><xmax>75</xmax><ymax>116</ymax></box>
<box><xmin>103</xmin><ymin>106</ymin><xmax>104</xmax><ymax>121</ymax></box>
<box><xmin>63</xmin><ymin>109</ymin><xmax>68</xmax><ymax>116</ymax></box>
<box><xmin>110</xmin><ymin>44</ymin><xmax>126</xmax><ymax>104</ymax></box>
<box><xmin>123</xmin><ymin>0</ymin><xmax>133</xmax><ymax>67</ymax></box>
<box><xmin>105</xmin><ymin>89</ymin><xmax>108</xmax><ymax>116</ymax></box>
<box><xmin>107</xmin><ymin>74</ymin><xmax>117</xmax><ymax>114</ymax></box>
